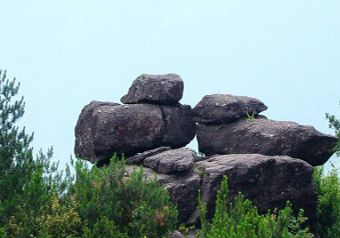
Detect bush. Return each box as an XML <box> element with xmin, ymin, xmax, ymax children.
<box><xmin>312</xmin><ymin>101</ymin><xmax>340</xmax><ymax>238</ymax></box>
<box><xmin>313</xmin><ymin>166</ymin><xmax>340</xmax><ymax>238</ymax></box>
<box><xmin>198</xmin><ymin>176</ymin><xmax>313</xmax><ymax>238</ymax></box>
<box><xmin>67</xmin><ymin>158</ymin><xmax>178</xmax><ymax>238</ymax></box>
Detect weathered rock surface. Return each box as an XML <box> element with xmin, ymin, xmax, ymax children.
<box><xmin>195</xmin><ymin>154</ymin><xmax>317</xmax><ymax>232</ymax></box>
<box><xmin>143</xmin><ymin>148</ymin><xmax>196</xmax><ymax>174</ymax></box>
<box><xmin>121</xmin><ymin>74</ymin><xmax>184</xmax><ymax>105</ymax></box>
<box><xmin>196</xmin><ymin>118</ymin><xmax>337</xmax><ymax>166</ymax></box>
<box><xmin>161</xmin><ymin>104</ymin><xmax>196</xmax><ymax>147</ymax></box>
<box><xmin>193</xmin><ymin>94</ymin><xmax>267</xmax><ymax>124</ymax></box>
<box><xmin>74</xmin><ymin>102</ymin><xmax>195</xmax><ymax>164</ymax></box>
<box><xmin>126</xmin><ymin>147</ymin><xmax>171</xmax><ymax>164</ymax></box>
<box><xmin>125</xmin><ymin>165</ymin><xmax>201</xmax><ymax>224</ymax></box>
<box><xmin>74</xmin><ymin>101</ymin><xmax>120</xmax><ymax>163</ymax></box>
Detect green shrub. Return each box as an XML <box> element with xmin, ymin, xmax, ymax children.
<box><xmin>198</xmin><ymin>176</ymin><xmax>313</xmax><ymax>238</ymax></box>
<box><xmin>313</xmin><ymin>166</ymin><xmax>340</xmax><ymax>238</ymax></box>
<box><xmin>67</xmin><ymin>158</ymin><xmax>178</xmax><ymax>238</ymax></box>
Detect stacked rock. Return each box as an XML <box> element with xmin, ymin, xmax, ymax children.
<box><xmin>74</xmin><ymin>73</ymin><xmax>196</xmax><ymax>167</ymax></box>
<box><xmin>74</xmin><ymin>75</ymin><xmax>337</xmax><ymax>233</ymax></box>
<box><xmin>192</xmin><ymin>93</ymin><xmax>336</xmax><ymax>232</ymax></box>
<box><xmin>193</xmin><ymin>94</ymin><xmax>336</xmax><ymax>166</ymax></box>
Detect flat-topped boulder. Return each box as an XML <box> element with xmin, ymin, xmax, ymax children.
<box><xmin>121</xmin><ymin>73</ymin><xmax>184</xmax><ymax>105</ymax></box>
<box><xmin>195</xmin><ymin>154</ymin><xmax>317</xmax><ymax>232</ymax></box>
<box><xmin>193</xmin><ymin>94</ymin><xmax>267</xmax><ymax>124</ymax></box>
<box><xmin>126</xmin><ymin>147</ymin><xmax>171</xmax><ymax>165</ymax></box>
<box><xmin>196</xmin><ymin>118</ymin><xmax>336</xmax><ymax>166</ymax></box>
<box><xmin>74</xmin><ymin>101</ymin><xmax>195</xmax><ymax>164</ymax></box>
<box><xmin>143</xmin><ymin>147</ymin><xmax>196</xmax><ymax>174</ymax></box>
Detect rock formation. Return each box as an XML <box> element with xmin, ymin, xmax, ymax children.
<box><xmin>74</xmin><ymin>74</ymin><xmax>195</xmax><ymax>164</ymax></box>
<box><xmin>75</xmin><ymin>73</ymin><xmax>337</xmax><ymax>234</ymax></box>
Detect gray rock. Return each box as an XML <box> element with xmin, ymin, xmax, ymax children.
<box><xmin>161</xmin><ymin>104</ymin><xmax>196</xmax><ymax>147</ymax></box>
<box><xmin>121</xmin><ymin>73</ymin><xmax>184</xmax><ymax>105</ymax></box>
<box><xmin>196</xmin><ymin>118</ymin><xmax>337</xmax><ymax>166</ymax></box>
<box><xmin>74</xmin><ymin>101</ymin><xmax>120</xmax><ymax>163</ymax></box>
<box><xmin>74</xmin><ymin>102</ymin><xmax>195</xmax><ymax>164</ymax></box>
<box><xmin>168</xmin><ymin>231</ymin><xmax>184</xmax><ymax>238</ymax></box>
<box><xmin>125</xmin><ymin>165</ymin><xmax>201</xmax><ymax>224</ymax></box>
<box><xmin>143</xmin><ymin>148</ymin><xmax>195</xmax><ymax>174</ymax></box>
<box><xmin>126</xmin><ymin>147</ymin><xmax>171</xmax><ymax>164</ymax></box>
<box><xmin>195</xmin><ymin>154</ymin><xmax>317</xmax><ymax>232</ymax></box>
<box><xmin>193</xmin><ymin>94</ymin><xmax>267</xmax><ymax>124</ymax></box>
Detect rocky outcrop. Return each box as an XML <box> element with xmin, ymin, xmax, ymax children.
<box><xmin>74</xmin><ymin>102</ymin><xmax>195</xmax><ymax>164</ymax></box>
<box><xmin>193</xmin><ymin>94</ymin><xmax>267</xmax><ymax>124</ymax></box>
<box><xmin>125</xmin><ymin>152</ymin><xmax>318</xmax><ymax>232</ymax></box>
<box><xmin>75</xmin><ymin>73</ymin><xmax>337</xmax><ymax>235</ymax></box>
<box><xmin>195</xmin><ymin>154</ymin><xmax>317</xmax><ymax>231</ymax></box>
<box><xmin>121</xmin><ymin>74</ymin><xmax>183</xmax><ymax>105</ymax></box>
<box><xmin>196</xmin><ymin>118</ymin><xmax>337</xmax><ymax>166</ymax></box>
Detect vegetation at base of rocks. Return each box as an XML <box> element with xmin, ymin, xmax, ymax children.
<box><xmin>313</xmin><ymin>166</ymin><xmax>340</xmax><ymax>238</ymax></box>
<box><xmin>0</xmin><ymin>157</ymin><xmax>178</xmax><ymax>238</ymax></box>
<box><xmin>197</xmin><ymin>176</ymin><xmax>313</xmax><ymax>238</ymax></box>
<box><xmin>0</xmin><ymin>70</ymin><xmax>177</xmax><ymax>238</ymax></box>
<box><xmin>310</xmin><ymin>100</ymin><xmax>340</xmax><ymax>238</ymax></box>
<box><xmin>70</xmin><ymin>158</ymin><xmax>178</xmax><ymax>238</ymax></box>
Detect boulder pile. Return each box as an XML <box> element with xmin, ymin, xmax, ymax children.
<box><xmin>74</xmin><ymin>73</ymin><xmax>337</xmax><ymax>232</ymax></box>
<box><xmin>194</xmin><ymin>94</ymin><xmax>336</xmax><ymax>166</ymax></box>
<box><xmin>75</xmin><ymin>74</ymin><xmax>195</xmax><ymax>164</ymax></box>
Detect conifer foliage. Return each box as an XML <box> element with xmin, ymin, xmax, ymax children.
<box><xmin>198</xmin><ymin>176</ymin><xmax>313</xmax><ymax>238</ymax></box>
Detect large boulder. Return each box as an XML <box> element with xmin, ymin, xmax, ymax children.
<box><xmin>195</xmin><ymin>154</ymin><xmax>317</xmax><ymax>232</ymax></box>
<box><xmin>143</xmin><ymin>148</ymin><xmax>196</xmax><ymax>174</ymax></box>
<box><xmin>74</xmin><ymin>101</ymin><xmax>120</xmax><ymax>163</ymax></box>
<box><xmin>193</xmin><ymin>94</ymin><xmax>267</xmax><ymax>124</ymax></box>
<box><xmin>74</xmin><ymin>101</ymin><xmax>195</xmax><ymax>164</ymax></box>
<box><xmin>121</xmin><ymin>74</ymin><xmax>184</xmax><ymax>105</ymax></box>
<box><xmin>125</xmin><ymin>165</ymin><xmax>201</xmax><ymax>224</ymax></box>
<box><xmin>196</xmin><ymin>118</ymin><xmax>336</xmax><ymax>166</ymax></box>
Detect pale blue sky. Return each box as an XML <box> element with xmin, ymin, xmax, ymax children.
<box><xmin>1</xmin><ymin>1</ymin><xmax>339</xmax><ymax>169</ymax></box>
